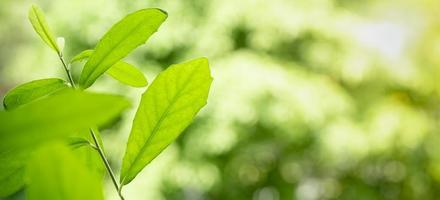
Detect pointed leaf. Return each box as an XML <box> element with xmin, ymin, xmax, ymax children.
<box><xmin>120</xmin><ymin>58</ymin><xmax>212</xmax><ymax>185</ymax></box>
<box><xmin>0</xmin><ymin>89</ymin><xmax>130</xmax><ymax>151</ymax></box>
<box><xmin>3</xmin><ymin>78</ymin><xmax>68</xmax><ymax>110</ymax></box>
<box><xmin>107</xmin><ymin>61</ymin><xmax>148</xmax><ymax>87</ymax></box>
<box><xmin>70</xmin><ymin>49</ymin><xmax>94</xmax><ymax>64</ymax></box>
<box><xmin>28</xmin><ymin>4</ymin><xmax>60</xmax><ymax>53</ymax></box>
<box><xmin>79</xmin><ymin>8</ymin><xmax>167</xmax><ymax>89</ymax></box>
<box><xmin>26</xmin><ymin>143</ymin><xmax>104</xmax><ymax>200</ymax></box>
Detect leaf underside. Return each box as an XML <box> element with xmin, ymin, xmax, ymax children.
<box><xmin>120</xmin><ymin>57</ymin><xmax>212</xmax><ymax>185</ymax></box>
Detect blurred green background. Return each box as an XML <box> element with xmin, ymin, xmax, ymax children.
<box><xmin>1</xmin><ymin>0</ymin><xmax>440</xmax><ymax>199</ymax></box>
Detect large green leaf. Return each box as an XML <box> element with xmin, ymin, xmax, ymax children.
<box><xmin>71</xmin><ymin>49</ymin><xmax>148</xmax><ymax>87</ymax></box>
<box><xmin>28</xmin><ymin>4</ymin><xmax>60</xmax><ymax>53</ymax></box>
<box><xmin>107</xmin><ymin>61</ymin><xmax>148</xmax><ymax>87</ymax></box>
<box><xmin>0</xmin><ymin>89</ymin><xmax>130</xmax><ymax>151</ymax></box>
<box><xmin>120</xmin><ymin>58</ymin><xmax>212</xmax><ymax>185</ymax></box>
<box><xmin>26</xmin><ymin>143</ymin><xmax>104</xmax><ymax>200</ymax></box>
<box><xmin>79</xmin><ymin>9</ymin><xmax>167</xmax><ymax>89</ymax></box>
<box><xmin>3</xmin><ymin>78</ymin><xmax>68</xmax><ymax>110</ymax></box>
<box><xmin>0</xmin><ymin>90</ymin><xmax>128</xmax><ymax>197</ymax></box>
<box><xmin>0</xmin><ymin>149</ymin><xmax>27</xmax><ymax>197</ymax></box>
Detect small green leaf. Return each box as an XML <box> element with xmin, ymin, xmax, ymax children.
<box><xmin>26</xmin><ymin>143</ymin><xmax>104</xmax><ymax>200</ymax></box>
<box><xmin>70</xmin><ymin>49</ymin><xmax>94</xmax><ymax>64</ymax></box>
<box><xmin>120</xmin><ymin>58</ymin><xmax>212</xmax><ymax>185</ymax></box>
<box><xmin>79</xmin><ymin>8</ymin><xmax>167</xmax><ymax>89</ymax></box>
<box><xmin>0</xmin><ymin>89</ymin><xmax>130</xmax><ymax>151</ymax></box>
<box><xmin>71</xmin><ymin>49</ymin><xmax>148</xmax><ymax>87</ymax></box>
<box><xmin>3</xmin><ymin>78</ymin><xmax>68</xmax><ymax>110</ymax></box>
<box><xmin>68</xmin><ymin>137</ymin><xmax>93</xmax><ymax>149</ymax></box>
<box><xmin>28</xmin><ymin>4</ymin><xmax>60</xmax><ymax>53</ymax></box>
<box><xmin>107</xmin><ymin>61</ymin><xmax>148</xmax><ymax>87</ymax></box>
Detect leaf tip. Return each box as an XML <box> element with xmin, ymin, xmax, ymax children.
<box><xmin>154</xmin><ymin>8</ymin><xmax>168</xmax><ymax>18</ymax></box>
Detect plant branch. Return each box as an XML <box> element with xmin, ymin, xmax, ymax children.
<box><xmin>57</xmin><ymin>53</ymin><xmax>76</xmax><ymax>88</ymax></box>
<box><xmin>57</xmin><ymin>52</ymin><xmax>125</xmax><ymax>200</ymax></box>
<box><xmin>90</xmin><ymin>129</ymin><xmax>125</xmax><ymax>200</ymax></box>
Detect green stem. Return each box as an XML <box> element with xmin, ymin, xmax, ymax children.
<box><xmin>57</xmin><ymin>53</ymin><xmax>76</xmax><ymax>88</ymax></box>
<box><xmin>89</xmin><ymin>129</ymin><xmax>125</xmax><ymax>200</ymax></box>
<box><xmin>57</xmin><ymin>52</ymin><xmax>125</xmax><ymax>200</ymax></box>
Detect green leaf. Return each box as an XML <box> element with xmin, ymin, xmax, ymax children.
<box><xmin>0</xmin><ymin>89</ymin><xmax>130</xmax><ymax>151</ymax></box>
<box><xmin>68</xmin><ymin>137</ymin><xmax>93</xmax><ymax>149</ymax></box>
<box><xmin>0</xmin><ymin>149</ymin><xmax>27</xmax><ymax>197</ymax></box>
<box><xmin>70</xmin><ymin>49</ymin><xmax>94</xmax><ymax>64</ymax></box>
<box><xmin>107</xmin><ymin>61</ymin><xmax>148</xmax><ymax>87</ymax></box>
<box><xmin>28</xmin><ymin>4</ymin><xmax>60</xmax><ymax>53</ymax></box>
<box><xmin>0</xmin><ymin>91</ymin><xmax>129</xmax><ymax>197</ymax></box>
<box><xmin>71</xmin><ymin>49</ymin><xmax>148</xmax><ymax>87</ymax></box>
<box><xmin>26</xmin><ymin>143</ymin><xmax>104</xmax><ymax>200</ymax></box>
<box><xmin>79</xmin><ymin>8</ymin><xmax>167</xmax><ymax>89</ymax></box>
<box><xmin>3</xmin><ymin>78</ymin><xmax>68</xmax><ymax>110</ymax></box>
<box><xmin>120</xmin><ymin>58</ymin><xmax>212</xmax><ymax>185</ymax></box>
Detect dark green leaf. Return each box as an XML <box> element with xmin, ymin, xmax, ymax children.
<box><xmin>79</xmin><ymin>8</ymin><xmax>167</xmax><ymax>89</ymax></box>
<box><xmin>120</xmin><ymin>58</ymin><xmax>212</xmax><ymax>185</ymax></box>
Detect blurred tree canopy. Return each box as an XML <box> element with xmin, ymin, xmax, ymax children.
<box><xmin>1</xmin><ymin>0</ymin><xmax>440</xmax><ymax>199</ymax></box>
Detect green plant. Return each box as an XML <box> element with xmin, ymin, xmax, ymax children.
<box><xmin>0</xmin><ymin>4</ymin><xmax>212</xmax><ymax>200</ymax></box>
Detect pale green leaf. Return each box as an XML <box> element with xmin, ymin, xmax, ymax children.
<box><xmin>3</xmin><ymin>78</ymin><xmax>68</xmax><ymax>110</ymax></box>
<box><xmin>120</xmin><ymin>58</ymin><xmax>212</xmax><ymax>185</ymax></box>
<box><xmin>107</xmin><ymin>61</ymin><xmax>148</xmax><ymax>87</ymax></box>
<box><xmin>0</xmin><ymin>89</ymin><xmax>130</xmax><ymax>151</ymax></box>
<box><xmin>79</xmin><ymin>8</ymin><xmax>167</xmax><ymax>89</ymax></box>
<box><xmin>28</xmin><ymin>4</ymin><xmax>60</xmax><ymax>53</ymax></box>
<box><xmin>70</xmin><ymin>49</ymin><xmax>94</xmax><ymax>64</ymax></box>
<box><xmin>71</xmin><ymin>49</ymin><xmax>148</xmax><ymax>87</ymax></box>
<box><xmin>27</xmin><ymin>143</ymin><xmax>104</xmax><ymax>200</ymax></box>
